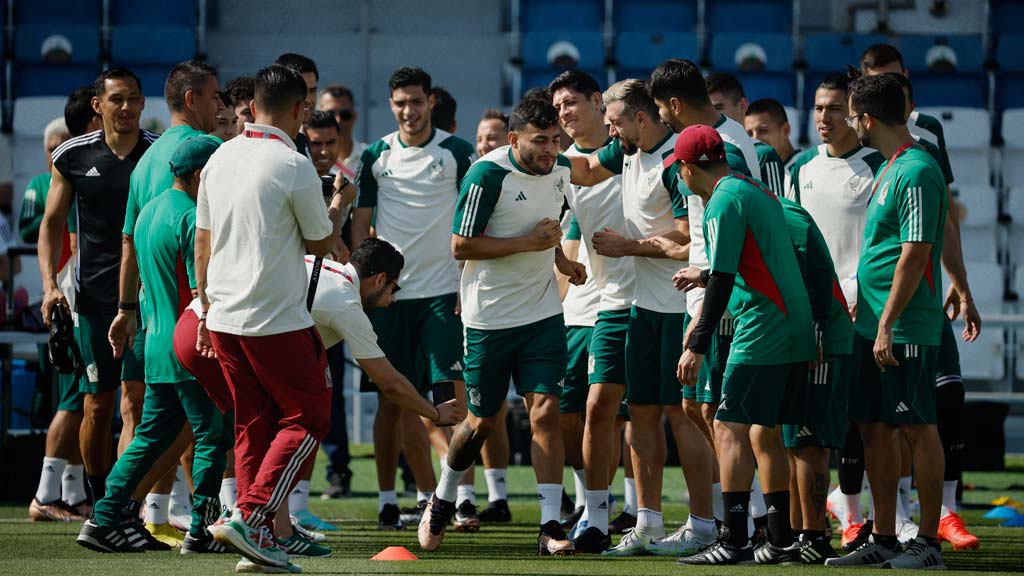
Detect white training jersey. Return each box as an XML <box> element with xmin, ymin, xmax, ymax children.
<box><xmin>302</xmin><ymin>256</ymin><xmax>385</xmax><ymax>357</ymax></box>
<box><xmin>561</xmin><ymin>229</ymin><xmax>601</xmax><ymax>327</ymax></box>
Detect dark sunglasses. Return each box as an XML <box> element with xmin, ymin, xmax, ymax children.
<box><xmin>333</xmin><ymin>109</ymin><xmax>354</xmax><ymax>121</ymax></box>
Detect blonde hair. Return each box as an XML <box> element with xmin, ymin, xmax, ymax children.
<box><xmin>603</xmin><ymin>79</ymin><xmax>659</xmax><ymax>120</ymax></box>
<box><xmin>43</xmin><ymin>117</ymin><xmax>69</xmax><ymax>146</ymax></box>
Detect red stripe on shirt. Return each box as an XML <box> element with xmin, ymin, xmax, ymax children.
<box><xmin>832</xmin><ymin>278</ymin><xmax>852</xmax><ymax>319</ymax></box>
<box><xmin>738</xmin><ymin>226</ymin><xmax>788</xmax><ymax>315</ymax></box>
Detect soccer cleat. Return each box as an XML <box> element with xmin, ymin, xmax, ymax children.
<box><xmin>146</xmin><ymin>521</ymin><xmax>184</xmax><ymax>548</ymax></box>
<box><xmin>209</xmin><ymin>513</ymin><xmax>289</xmax><ymax>568</ymax></box>
<box><xmin>842</xmin><ymin>520</ymin><xmax>871</xmax><ymax>551</ymax></box>
<box><xmin>290</xmin><ymin>521</ymin><xmax>327</xmax><ymax>543</ymax></box>
<box><xmin>537</xmin><ymin>520</ymin><xmax>574</xmax><ymax>556</ymax></box>
<box><xmin>881</xmin><ymin>536</ymin><xmax>946</xmax><ymax>569</ymax></box>
<box><xmin>796</xmin><ymin>533</ymin><xmax>837</xmax><ymax>564</ymax></box>
<box><xmin>753</xmin><ymin>539</ymin><xmax>803</xmax><ymax>565</ymax></box>
<box><xmin>938</xmin><ymin>512</ymin><xmax>981</xmax><ymax>551</ymax></box>
<box><xmin>645</xmin><ymin>525</ymin><xmax>716</xmax><ymax>556</ymax></box>
<box><xmin>417</xmin><ymin>496</ymin><xmax>455</xmax><ymax>552</ymax></box>
<box><xmin>609</xmin><ymin>510</ymin><xmax>637</xmax><ymax>534</ymax></box>
<box><xmin>378</xmin><ymin>503</ymin><xmax>405</xmax><ymax>531</ymax></box>
<box><xmin>572</xmin><ymin>526</ymin><xmax>611</xmax><ymax>554</ymax></box>
<box><xmin>897</xmin><ymin>517</ymin><xmax>920</xmax><ymax>545</ymax></box>
<box><xmin>560</xmin><ymin>491</ymin><xmax>575</xmax><ymax>520</ymax></box>
<box><xmin>29</xmin><ymin>498</ymin><xmax>85</xmax><ymax>522</ymax></box>
<box><xmin>453</xmin><ymin>500</ymin><xmax>481</xmax><ymax>533</ymax></box>
<box><xmin>119</xmin><ymin>517</ymin><xmax>172</xmax><ymax>551</ymax></box>
<box><xmin>169</xmin><ymin>500</ymin><xmax>193</xmax><ymax>532</ymax></box>
<box><xmin>561</xmin><ymin>506</ymin><xmax>584</xmax><ymax>530</ymax></box>
<box><xmin>676</xmin><ymin>532</ymin><xmax>754</xmax><ymax>566</ymax></box>
<box><xmin>291</xmin><ymin>509</ymin><xmax>337</xmax><ymax>532</ymax></box>
<box><xmin>568</xmin><ymin>518</ymin><xmax>588</xmax><ymax>541</ymax></box>
<box><xmin>601</xmin><ymin>527</ymin><xmax>655</xmax><ymax>556</ymax></box>
<box><xmin>181</xmin><ymin>531</ymin><xmax>230</xmax><ymax>554</ymax></box>
<box><xmin>320</xmin><ymin>471</ymin><xmax>351</xmax><ymax>500</ymax></box>
<box><xmin>279</xmin><ymin>534</ymin><xmax>331</xmax><ymax>558</ymax></box>
<box><xmin>235</xmin><ymin>558</ymin><xmax>302</xmax><ymax>573</ymax></box>
<box><xmin>824</xmin><ymin>535</ymin><xmax>899</xmax><ymax>567</ymax></box>
<box><xmin>70</xmin><ymin>500</ymin><xmax>94</xmax><ymax>519</ymax></box>
<box><xmin>399</xmin><ymin>500</ymin><xmax>427</xmax><ymax>525</ymax></box>
<box><xmin>76</xmin><ymin>518</ymin><xmax>145</xmax><ymax>553</ymax></box>
<box><xmin>478</xmin><ymin>499</ymin><xmax>512</xmax><ymax>523</ymax></box>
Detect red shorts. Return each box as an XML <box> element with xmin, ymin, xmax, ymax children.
<box><xmin>174</xmin><ymin>309</ymin><xmax>233</xmax><ymax>414</ymax></box>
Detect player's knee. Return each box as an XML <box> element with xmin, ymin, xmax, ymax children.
<box><xmin>585</xmin><ymin>390</ymin><xmax>618</xmax><ymax>422</ymax></box>
<box><xmin>528</xmin><ymin>394</ymin><xmax>560</xmax><ymax>427</ymax></box>
<box><xmin>682</xmin><ymin>399</ymin><xmax>702</xmax><ymax>423</ymax></box>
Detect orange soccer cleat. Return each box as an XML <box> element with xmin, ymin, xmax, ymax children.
<box><xmin>938</xmin><ymin>512</ymin><xmax>980</xmax><ymax>551</ymax></box>
<box><xmin>841</xmin><ymin>521</ymin><xmax>868</xmax><ymax>551</ymax></box>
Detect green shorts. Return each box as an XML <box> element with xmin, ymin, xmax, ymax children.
<box><xmin>561</xmin><ymin>325</ymin><xmax>592</xmax><ymax>414</ymax></box>
<box><xmin>849</xmin><ymin>334</ymin><xmax>938</xmax><ymax>426</ymax></box>
<box><xmin>589</xmin><ymin>308</ymin><xmax>629</xmax><ymax>386</ymax></box>
<box><xmin>76</xmin><ymin>311</ymin><xmax>123</xmax><ymax>395</ymax></box>
<box><xmin>682</xmin><ymin>313</ymin><xmax>697</xmax><ymax>401</ymax></box>
<box><xmin>367</xmin><ymin>293</ymin><xmax>464</xmax><ymax>394</ymax></box>
<box><xmin>122</xmin><ymin>327</ymin><xmax>146</xmax><ymax>382</ymax></box>
<box><xmin>625</xmin><ymin>306</ymin><xmax>684</xmax><ymax>406</ymax></box>
<box><xmin>783</xmin><ymin>355</ymin><xmax>849</xmax><ymax>449</ymax></box>
<box><xmin>464</xmin><ymin>314</ymin><xmax>568</xmax><ymax>418</ymax></box>
<box><xmin>935</xmin><ymin>315</ymin><xmax>962</xmax><ymax>387</ymax></box>
<box><xmin>699</xmin><ymin>319</ymin><xmax>733</xmax><ymax>404</ymax></box>
<box><xmin>57</xmin><ymin>370</ymin><xmax>84</xmax><ymax>412</ymax></box>
<box><xmin>716</xmin><ymin>362</ymin><xmax>805</xmax><ymax>427</ymax></box>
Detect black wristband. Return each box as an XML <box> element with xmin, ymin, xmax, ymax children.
<box><xmin>118</xmin><ymin>301</ymin><xmax>138</xmax><ymax>311</ymax></box>
<box><xmin>700</xmin><ymin>268</ymin><xmax>711</xmax><ymax>286</ymax></box>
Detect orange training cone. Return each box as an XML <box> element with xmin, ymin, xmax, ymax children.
<box><xmin>371</xmin><ymin>546</ymin><xmax>419</xmax><ymax>561</ymax></box>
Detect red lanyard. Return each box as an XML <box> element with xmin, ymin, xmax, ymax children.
<box><xmin>869</xmin><ymin>142</ymin><xmax>916</xmax><ymax>201</ymax></box>
<box><xmin>243</xmin><ymin>129</ymin><xmax>287</xmax><ymax>144</ymax></box>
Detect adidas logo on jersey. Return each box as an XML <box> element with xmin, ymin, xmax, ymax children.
<box><xmin>449</xmin><ymin>361</ymin><xmax>463</xmax><ymax>372</ymax></box>
<box><xmin>514</xmin><ymin>191</ymin><xmax>527</xmax><ymax>201</ymax></box>
<box><xmin>380</xmin><ymin>168</ymin><xmax>393</xmax><ymax>178</ymax></box>
<box><xmin>896</xmin><ymin>402</ymin><xmax>910</xmax><ymax>413</ymax></box>
<box><xmin>85</xmin><ymin>167</ymin><xmax>101</xmax><ymax>177</ymax></box>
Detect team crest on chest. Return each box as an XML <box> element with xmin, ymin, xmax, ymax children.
<box><xmin>430</xmin><ymin>157</ymin><xmax>444</xmax><ymax>176</ymax></box>
<box><xmin>555</xmin><ymin>176</ymin><xmax>565</xmax><ymax>195</ymax></box>
<box><xmin>877</xmin><ymin>182</ymin><xmax>890</xmax><ymax>205</ymax></box>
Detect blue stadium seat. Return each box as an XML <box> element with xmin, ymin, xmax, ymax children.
<box><xmin>110</xmin><ymin>0</ymin><xmax>196</xmax><ymax>26</ymax></box>
<box><xmin>997</xmin><ymin>35</ymin><xmax>1024</xmax><ymax>72</ymax></box>
<box><xmin>521</xmin><ymin>0</ymin><xmax>602</xmax><ymax>31</ymax></box>
<box><xmin>13</xmin><ymin>63</ymin><xmax>98</xmax><ymax>97</ymax></box>
<box><xmin>14</xmin><ymin>0</ymin><xmax>101</xmax><ymax>66</ymax></box>
<box><xmin>613</xmin><ymin>0</ymin><xmax>696</xmax><ymax>32</ymax></box>
<box><xmin>997</xmin><ymin>74</ymin><xmax>1024</xmax><ymax>112</ymax></box>
<box><xmin>707</xmin><ymin>0</ymin><xmax>791</xmax><ymax>33</ymax></box>
<box><xmin>614</xmin><ymin>32</ymin><xmax>698</xmax><ymax>72</ymax></box>
<box><xmin>709</xmin><ymin>33</ymin><xmax>793</xmax><ymax>73</ymax></box>
<box><xmin>991</xmin><ymin>0</ymin><xmax>1024</xmax><ymax>38</ymax></box>
<box><xmin>522</xmin><ymin>69</ymin><xmax>603</xmax><ymax>94</ymax></box>
<box><xmin>521</xmin><ymin>30</ymin><xmax>604</xmax><ymax>70</ymax></box>
<box><xmin>911</xmin><ymin>74</ymin><xmax>986</xmax><ymax>108</ymax></box>
<box><xmin>110</xmin><ymin>26</ymin><xmax>196</xmax><ymax>65</ymax></box>
<box><xmin>897</xmin><ymin>35</ymin><xmax>984</xmax><ymax>73</ymax></box>
<box><xmin>734</xmin><ymin>73</ymin><xmax>794</xmax><ymax>106</ymax></box>
<box><xmin>129</xmin><ymin>66</ymin><xmax>172</xmax><ymax>97</ymax></box>
<box><xmin>802</xmin><ymin>33</ymin><xmax>887</xmax><ymax>73</ymax></box>
<box><xmin>15</xmin><ymin>0</ymin><xmax>99</xmax><ymax>25</ymax></box>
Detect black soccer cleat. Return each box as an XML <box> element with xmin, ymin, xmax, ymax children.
<box><xmin>573</xmin><ymin>526</ymin><xmax>612</xmax><ymax>554</ymax></box>
<box><xmin>378</xmin><ymin>503</ymin><xmax>406</xmax><ymax>531</ymax></box>
<box><xmin>478</xmin><ymin>499</ymin><xmax>512</xmax><ymax>523</ymax></box>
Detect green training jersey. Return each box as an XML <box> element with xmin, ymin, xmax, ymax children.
<box><xmin>704</xmin><ymin>173</ymin><xmax>816</xmax><ymax>365</ymax></box>
<box><xmin>755</xmin><ymin>140</ymin><xmax>785</xmax><ymax>196</ymax></box>
<box><xmin>20</xmin><ymin>172</ymin><xmax>77</xmax><ymax>243</ymax></box>
<box><xmin>134</xmin><ymin>188</ymin><xmax>197</xmax><ymax>384</ymax></box>
<box><xmin>124</xmin><ymin>125</ymin><xmax>209</xmax><ymax>236</ymax></box>
<box><xmin>856</xmin><ymin>145</ymin><xmax>947</xmax><ymax>346</ymax></box>
<box><xmin>909</xmin><ymin>110</ymin><xmax>954</xmax><ymax>185</ymax></box>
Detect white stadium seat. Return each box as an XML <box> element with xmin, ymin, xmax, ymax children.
<box><xmin>960</xmin><ymin>329</ymin><xmax>1006</xmax><ymax>382</ymax></box>
<box><xmin>916</xmin><ymin>107</ymin><xmax>991</xmax><ymax>149</ymax></box>
<box><xmin>12</xmin><ymin>97</ymin><xmax>67</xmax><ymax>138</ymax></box>
<box><xmin>959</xmin><ymin>227</ymin><xmax>1000</xmax><ymax>264</ymax></box>
<box><xmin>952</xmin><ymin>185</ymin><xmax>998</xmax><ymax>228</ymax></box>
<box><xmin>945</xmin><ymin>260</ymin><xmax>1004</xmax><ymax>311</ymax></box>
<box><xmin>1001</xmin><ymin>109</ymin><xmax>1024</xmax><ymax>189</ymax></box>
<box><xmin>785</xmin><ymin>105</ymin><xmax>800</xmax><ymax>148</ymax></box>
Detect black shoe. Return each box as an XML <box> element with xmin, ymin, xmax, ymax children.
<box><xmin>538</xmin><ymin>520</ymin><xmax>574</xmax><ymax>555</ymax></box>
<box><xmin>609</xmin><ymin>510</ymin><xmax>637</xmax><ymax>534</ymax></box>
<box><xmin>123</xmin><ymin>517</ymin><xmax>172</xmax><ymax>551</ymax></box>
<box><xmin>560</xmin><ymin>491</ymin><xmax>575</xmax><ymax>519</ymax></box>
<box><xmin>573</xmin><ymin>526</ymin><xmax>611</xmax><ymax>554</ymax></box>
<box><xmin>478</xmin><ymin>499</ymin><xmax>512</xmax><ymax>523</ymax></box>
<box><xmin>76</xmin><ymin>518</ymin><xmax>145</xmax><ymax>553</ymax></box>
<box><xmin>677</xmin><ymin>538</ymin><xmax>754</xmax><ymax>565</ymax></box>
<box><xmin>378</xmin><ymin>503</ymin><xmax>405</xmax><ymax>531</ymax></box>
<box><xmin>753</xmin><ymin>539</ymin><xmax>803</xmax><ymax>565</ymax></box>
<box><xmin>399</xmin><ymin>499</ymin><xmax>427</xmax><ymax>525</ymax></box>
<box><xmin>453</xmin><ymin>500</ymin><xmax>480</xmax><ymax>533</ymax></box>
<box><xmin>561</xmin><ymin>505</ymin><xmax>584</xmax><ymax>530</ymax></box>
<box><xmin>180</xmin><ymin>531</ymin><xmax>229</xmax><ymax>554</ymax></box>
<box><xmin>321</xmin><ymin>471</ymin><xmax>351</xmax><ymax>499</ymax></box>
<box><xmin>796</xmin><ymin>533</ymin><xmax>837</xmax><ymax>565</ymax></box>
<box><xmin>843</xmin><ymin>519</ymin><xmax>873</xmax><ymax>552</ymax></box>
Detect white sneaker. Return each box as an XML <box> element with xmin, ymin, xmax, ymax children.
<box><xmin>826</xmin><ymin>488</ymin><xmax>847</xmax><ymax>524</ymax></box>
<box><xmin>645</xmin><ymin>525</ymin><xmax>716</xmax><ymax>556</ymax></box>
<box><xmin>882</xmin><ymin>537</ymin><xmax>945</xmax><ymax>570</ymax></box>
<box><xmin>169</xmin><ymin>499</ymin><xmax>193</xmax><ymax>532</ymax></box>
<box><xmin>897</xmin><ymin>517</ymin><xmax>920</xmax><ymax>545</ymax></box>
<box><xmin>601</xmin><ymin>527</ymin><xmax>658</xmax><ymax>556</ymax></box>
<box><xmin>235</xmin><ymin>558</ymin><xmax>302</xmax><ymax>573</ymax></box>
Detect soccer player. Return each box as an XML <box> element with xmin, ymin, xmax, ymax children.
<box><xmin>431</xmin><ymin>86</ymin><xmax>458</xmax><ymax>133</ymax></box>
<box><xmin>825</xmin><ymin>73</ymin><xmax>948</xmax><ymax>570</ymax></box>
<box><xmin>548</xmin><ymin>70</ymin><xmax>635</xmax><ymax>553</ymax></box>
<box><xmin>211</xmin><ymin>92</ymin><xmax>237</xmax><ymax>141</ymax></box>
<box><xmin>861</xmin><ymin>46</ymin><xmax>983</xmax><ymax>550</ymax></box>
<box><xmin>319</xmin><ymin>84</ymin><xmax>366</xmax><ymax>180</ymax></box>
<box><xmin>476</xmin><ymin>108</ymin><xmax>509</xmax><ymax>158</ymax></box>
<box><xmin>705</xmin><ymin>72</ymin><xmax>786</xmax><ymax>195</ymax></box>
<box><xmin>672</xmin><ymin>125</ymin><xmax>815</xmax><ymax>566</ymax></box>
<box><xmin>80</xmin><ymin>135</ymin><xmax>231</xmax><ymax>554</ymax></box>
<box><xmin>274</xmin><ymin>53</ymin><xmax>319</xmax><ymax>155</ymax></box>
<box><xmin>39</xmin><ymin>68</ymin><xmax>158</xmax><ymax>507</ymax></box>
<box><xmin>418</xmin><ymin>98</ymin><xmax>585</xmax><ymax>555</ymax></box>
<box><xmin>351</xmin><ymin>67</ymin><xmax>477</xmax><ymax>532</ymax></box>
<box><xmin>224</xmin><ymin>76</ymin><xmax>255</xmax><ymax>136</ymax></box>
<box><xmin>307</xmin><ymin>110</ymin><xmax>342</xmax><ymax>178</ymax></box>
<box><xmin>744</xmin><ymin>97</ymin><xmax>800</xmax><ymax>191</ymax></box>
<box><xmin>567</xmin><ymin>78</ymin><xmax>716</xmax><ymax>556</ymax></box>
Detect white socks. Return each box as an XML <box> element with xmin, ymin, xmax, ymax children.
<box><xmin>572</xmin><ymin>469</ymin><xmax>586</xmax><ymax>508</ymax></box>
<box><xmin>145</xmin><ymin>493</ymin><xmax>170</xmax><ymax>525</ymax></box>
<box><xmin>844</xmin><ymin>490</ymin><xmax>864</xmax><ymax>525</ymax></box>
<box><xmin>623</xmin><ymin>477</ymin><xmax>637</xmax><ymax>515</ymax></box>
<box><xmin>750</xmin><ymin>476</ymin><xmax>766</xmax><ymax>519</ymax></box>
<box><xmin>689</xmin><ymin>513</ymin><xmax>717</xmax><ymax>540</ymax></box>
<box><xmin>378</xmin><ymin>490</ymin><xmax>398</xmax><ymax>512</ymax></box>
<box><xmin>538</xmin><ymin>484</ymin><xmax>562</xmax><ymax>525</ymax></box>
<box><xmin>170</xmin><ymin>466</ymin><xmax>191</xmax><ymax>515</ymax></box>
<box><xmin>63</xmin><ymin>464</ymin><xmax>86</xmax><ymax>505</ymax></box>
<box><xmin>483</xmin><ymin>468</ymin><xmax>507</xmax><ymax>502</ymax></box>
<box><xmin>585</xmin><ymin>489</ymin><xmax>610</xmax><ymax>534</ymax></box>
<box><xmin>35</xmin><ymin>457</ymin><xmax>66</xmax><ymax>503</ymax></box>
<box><xmin>457</xmin><ymin>485</ymin><xmax>476</xmax><ymax>507</ymax></box>
<box><xmin>712</xmin><ymin>482</ymin><xmax>724</xmax><ymax>522</ymax></box>
<box><xmin>289</xmin><ymin>480</ymin><xmax>311</xmax><ymax>513</ymax></box>
<box><xmin>897</xmin><ymin>476</ymin><xmax>913</xmax><ymax>522</ymax></box>
<box><xmin>437</xmin><ymin>460</ymin><xmax>468</xmax><ymax>503</ymax></box>
<box><xmin>220</xmin><ymin>478</ymin><xmax>237</xmax><ymax>510</ymax></box>
<box><xmin>416</xmin><ymin>490</ymin><xmax>432</xmax><ymax>503</ymax></box>
<box><xmin>941</xmin><ymin>480</ymin><xmax>958</xmax><ymax>517</ymax></box>
<box><xmin>636</xmin><ymin>508</ymin><xmax>665</xmax><ymax>538</ymax></box>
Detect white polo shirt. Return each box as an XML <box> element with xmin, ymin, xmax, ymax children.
<box><xmin>197</xmin><ymin>122</ymin><xmax>333</xmax><ymax>336</ymax></box>
<box><xmin>303</xmin><ymin>256</ymin><xmax>385</xmax><ymax>357</ymax></box>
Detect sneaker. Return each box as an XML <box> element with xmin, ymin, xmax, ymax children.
<box><xmin>235</xmin><ymin>558</ymin><xmax>302</xmax><ymax>573</ymax></box>
<box><xmin>145</xmin><ymin>521</ymin><xmax>184</xmax><ymax>548</ymax></box>
<box><xmin>399</xmin><ymin>500</ymin><xmax>427</xmax><ymax>525</ymax></box>
<box><xmin>645</xmin><ymin>525</ymin><xmax>716</xmax><ymax>556</ymax></box>
<box><xmin>537</xmin><ymin>520</ymin><xmax>574</xmax><ymax>556</ymax></box>
<box><xmin>561</xmin><ymin>505</ymin><xmax>584</xmax><ymax>530</ymax></box>
<box><xmin>291</xmin><ymin>521</ymin><xmax>327</xmax><ymax>543</ymax></box>
<box><xmin>881</xmin><ymin>536</ymin><xmax>946</xmax><ymax>569</ymax></box>
<box><xmin>796</xmin><ymin>533</ymin><xmax>837</xmax><ymax>564</ymax></box>
<box><xmin>609</xmin><ymin>510</ymin><xmax>637</xmax><ymax>534</ymax></box>
<box><xmin>826</xmin><ymin>488</ymin><xmax>851</xmax><ymax>523</ymax></box>
<box><xmin>568</xmin><ymin>518</ymin><xmax>588</xmax><ymax>541</ymax></box>
<box><xmin>676</xmin><ymin>533</ymin><xmax>754</xmax><ymax>566</ymax></box>
<box><xmin>842</xmin><ymin>520</ymin><xmax>871</xmax><ymax>552</ymax></box>
<box><xmin>320</xmin><ymin>471</ymin><xmax>351</xmax><ymax>500</ymax></box>
<box><xmin>418</xmin><ymin>496</ymin><xmax>455</xmax><ymax>552</ymax></box>
<box><xmin>897</xmin><ymin>517</ymin><xmax>920</xmax><ymax>545</ymax></box>
<box><xmin>753</xmin><ymin>539</ymin><xmax>803</xmax><ymax>565</ymax></box>
<box><xmin>29</xmin><ymin>498</ymin><xmax>85</xmax><ymax>522</ymax></box>
<box><xmin>279</xmin><ymin>533</ymin><xmax>331</xmax><ymax>558</ymax></box>
<box><xmin>123</xmin><ymin>517</ymin><xmax>173</xmax><ymax>551</ymax></box>
<box><xmin>938</xmin><ymin>512</ymin><xmax>980</xmax><ymax>551</ymax></box>
<box><xmin>209</xmin><ymin>513</ymin><xmax>289</xmax><ymax>568</ymax></box>
<box><xmin>169</xmin><ymin>500</ymin><xmax>193</xmax><ymax>532</ymax></box>
<box><xmin>573</xmin><ymin>526</ymin><xmax>610</xmax><ymax>554</ymax></box>
<box><xmin>76</xmin><ymin>518</ymin><xmax>145</xmax><ymax>553</ymax></box>
<box><xmin>560</xmin><ymin>491</ymin><xmax>574</xmax><ymax>520</ymax></box>
<box><xmin>181</xmin><ymin>531</ymin><xmax>230</xmax><ymax>554</ymax></box>
<box><xmin>291</xmin><ymin>509</ymin><xmax>338</xmax><ymax>532</ymax></box>
<box><xmin>378</xmin><ymin>503</ymin><xmax>405</xmax><ymax>531</ymax></box>
<box><xmin>601</xmin><ymin>527</ymin><xmax>656</xmax><ymax>556</ymax></box>
<box><xmin>824</xmin><ymin>535</ymin><xmax>900</xmax><ymax>567</ymax></box>
<box><xmin>453</xmin><ymin>500</ymin><xmax>481</xmax><ymax>533</ymax></box>
<box><xmin>478</xmin><ymin>499</ymin><xmax>512</xmax><ymax>523</ymax></box>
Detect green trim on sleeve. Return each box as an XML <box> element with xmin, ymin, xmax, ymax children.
<box><xmin>566</xmin><ymin>214</ymin><xmax>582</xmax><ymax>241</ymax></box>
<box><xmin>354</xmin><ymin>140</ymin><xmax>390</xmax><ymax>208</ymax></box>
<box><xmin>439</xmin><ymin>135</ymin><xmax>477</xmax><ymax>190</ymax></box>
<box><xmin>597</xmin><ymin>138</ymin><xmax>624</xmax><ymax>174</ymax></box>
<box><xmin>453</xmin><ymin>161</ymin><xmax>509</xmax><ymax>237</ymax></box>
<box><xmin>724</xmin><ymin>143</ymin><xmax>752</xmax><ymax>176</ymax></box>
<box><xmin>662</xmin><ymin>162</ymin><xmax>689</xmax><ymax>218</ymax></box>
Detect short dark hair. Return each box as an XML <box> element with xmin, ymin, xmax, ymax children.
<box><xmin>307</xmin><ymin>110</ymin><xmax>340</xmax><ymax>132</ymax></box>
<box><xmin>225</xmin><ymin>76</ymin><xmax>255</xmax><ymax>107</ymax></box>
<box><xmin>648</xmin><ymin>58</ymin><xmax>709</xmax><ymax>106</ymax></box>
<box><xmin>321</xmin><ymin>83</ymin><xmax>355</xmax><ymax>105</ymax></box>
<box><xmin>509</xmin><ymin>98</ymin><xmax>559</xmax><ymax>132</ymax></box>
<box><xmin>705</xmin><ymin>72</ymin><xmax>745</xmax><ymax>103</ymax></box>
<box><xmin>389</xmin><ymin>67</ymin><xmax>431</xmax><ymax>95</ymax></box>
<box><xmin>350</xmin><ymin>238</ymin><xmax>405</xmax><ymax>284</ymax></box>
<box><xmin>274</xmin><ymin>53</ymin><xmax>319</xmax><ymax>81</ymax></box>
<box><xmin>94</xmin><ymin>67</ymin><xmax>142</xmax><ymax>97</ymax></box>
<box><xmin>522</xmin><ymin>86</ymin><xmax>550</xmax><ymax>103</ymax></box>
<box><xmin>481</xmin><ymin>108</ymin><xmax>509</xmax><ymax>128</ymax></box>
<box><xmin>64</xmin><ymin>86</ymin><xmax>98</xmax><ymax>137</ymax></box>
<box><xmin>885</xmin><ymin>71</ymin><xmax>914</xmax><ymax>103</ymax></box>
<box><xmin>860</xmin><ymin>43</ymin><xmax>904</xmax><ymax>73</ymax></box>
<box><xmin>431</xmin><ymin>86</ymin><xmax>457</xmax><ymax>132</ymax></box>
<box><xmin>254</xmin><ymin>64</ymin><xmax>307</xmax><ymax>114</ymax></box>
<box><xmin>745</xmin><ymin>98</ymin><xmax>788</xmax><ymax>127</ymax></box>
<box><xmin>218</xmin><ymin>91</ymin><xmax>232</xmax><ymax>108</ymax></box>
<box><xmin>164</xmin><ymin>60</ymin><xmax>218</xmax><ymax>113</ymax></box>
<box><xmin>548</xmin><ymin>70</ymin><xmax>601</xmax><ymax>99</ymax></box>
<box><xmin>848</xmin><ymin>73</ymin><xmax>906</xmax><ymax>126</ymax></box>
<box><xmin>818</xmin><ymin>71</ymin><xmax>854</xmax><ymax>95</ymax></box>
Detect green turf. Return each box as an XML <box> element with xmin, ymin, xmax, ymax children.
<box><xmin>2</xmin><ymin>449</ymin><xmax>1023</xmax><ymax>575</ymax></box>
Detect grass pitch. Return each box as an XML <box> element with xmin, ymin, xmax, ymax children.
<box><xmin>2</xmin><ymin>449</ymin><xmax>1023</xmax><ymax>575</ymax></box>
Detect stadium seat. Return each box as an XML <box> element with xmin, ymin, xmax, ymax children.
<box><xmin>613</xmin><ymin>0</ymin><xmax>696</xmax><ymax>32</ymax></box>
<box><xmin>953</xmin><ymin>186</ymin><xmax>999</xmax><ymax>228</ymax></box>
<box><xmin>1002</xmin><ymin>109</ymin><xmax>1024</xmax><ymax>188</ymax></box>
<box><xmin>737</xmin><ymin>73</ymin><xmax>794</xmax><ymax>107</ymax></box>
<box><xmin>520</xmin><ymin>0</ymin><xmax>602</xmax><ymax>31</ymax></box>
<box><xmin>521</xmin><ymin>31</ymin><xmax>604</xmax><ymax>71</ymax></box>
<box><xmin>522</xmin><ymin>68</ymin><xmax>604</xmax><ymax>94</ymax></box>
<box><xmin>916</xmin><ymin>107</ymin><xmax>991</xmax><ymax>149</ymax></box>
<box><xmin>110</xmin><ymin>0</ymin><xmax>196</xmax><ymax>26</ymax></box>
<box><xmin>614</xmin><ymin>32</ymin><xmax>698</xmax><ymax>73</ymax></box>
<box><xmin>139</xmin><ymin>98</ymin><xmax>172</xmax><ymax>133</ymax></box>
<box><xmin>910</xmin><ymin>74</ymin><xmax>986</xmax><ymax>108</ymax></box>
<box><xmin>991</xmin><ymin>0</ymin><xmax>1024</xmax><ymax>38</ymax></box>
<box><xmin>959</xmin><ymin>329</ymin><xmax>1007</xmax><ymax>382</ymax></box>
<box><xmin>959</xmin><ymin>227</ymin><xmax>1000</xmax><ymax>264</ymax></box>
<box><xmin>14</xmin><ymin>0</ymin><xmax>100</xmax><ymax>61</ymax></box>
<box><xmin>12</xmin><ymin>97</ymin><xmax>66</xmax><ymax>138</ymax></box>
<box><xmin>785</xmin><ymin>105</ymin><xmax>800</xmax><ymax>148</ymax></box>
<box><xmin>802</xmin><ymin>33</ymin><xmax>887</xmax><ymax>72</ymax></box>
<box><xmin>706</xmin><ymin>0</ymin><xmax>791</xmax><ymax>34</ymax></box>
<box><xmin>13</xmin><ymin>63</ymin><xmax>98</xmax><ymax>98</ymax></box>
<box><xmin>110</xmin><ymin>26</ymin><xmax>196</xmax><ymax>66</ymax></box>
<box><xmin>129</xmin><ymin>66</ymin><xmax>172</xmax><ymax>98</ymax></box>
<box><xmin>709</xmin><ymin>33</ymin><xmax>794</xmax><ymax>73</ymax></box>
<box><xmin>898</xmin><ymin>35</ymin><xmax>984</xmax><ymax>74</ymax></box>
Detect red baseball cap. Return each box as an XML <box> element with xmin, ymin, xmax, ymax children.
<box><xmin>663</xmin><ymin>124</ymin><xmax>726</xmax><ymax>168</ymax></box>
